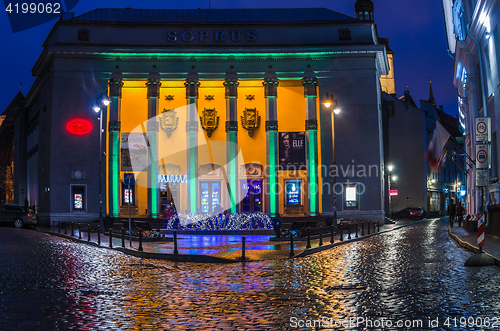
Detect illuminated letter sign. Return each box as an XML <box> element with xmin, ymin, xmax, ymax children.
<box><xmin>389</xmin><ymin>190</ymin><xmax>398</xmax><ymax>196</ymax></box>
<box><xmin>158</xmin><ymin>175</ymin><xmax>188</xmax><ymax>183</ymax></box>
<box><xmin>66</xmin><ymin>118</ymin><xmax>92</xmax><ymax>135</ymax></box>
<box><xmin>166</xmin><ymin>30</ymin><xmax>256</xmax><ymax>43</ymax></box>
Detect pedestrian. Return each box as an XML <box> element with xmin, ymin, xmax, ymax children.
<box><xmin>448</xmin><ymin>198</ymin><xmax>456</xmax><ymax>227</ymax></box>
<box><xmin>272</xmin><ymin>213</ymin><xmax>282</xmax><ymax>238</ymax></box>
<box><xmin>164</xmin><ymin>205</ymin><xmax>173</xmax><ymax>220</ymax></box>
<box><xmin>456</xmin><ymin>202</ymin><xmax>464</xmax><ymax>227</ymax></box>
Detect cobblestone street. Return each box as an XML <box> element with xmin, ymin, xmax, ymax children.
<box><xmin>1</xmin><ymin>218</ymin><xmax>499</xmax><ymax>330</ymax></box>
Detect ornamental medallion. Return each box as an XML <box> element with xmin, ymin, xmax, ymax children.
<box><xmin>200</xmin><ymin>108</ymin><xmax>219</xmax><ymax>137</ymax></box>
<box><xmin>241</xmin><ymin>108</ymin><xmax>261</xmax><ymax>137</ymax></box>
<box><xmin>159</xmin><ymin>109</ymin><xmax>179</xmax><ymax>138</ymax></box>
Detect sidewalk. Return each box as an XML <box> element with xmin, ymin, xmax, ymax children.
<box><xmin>448</xmin><ymin>218</ymin><xmax>500</xmax><ymax>266</ymax></box>
<box><xmin>36</xmin><ymin>219</ymin><xmax>428</xmax><ymax>263</ymax></box>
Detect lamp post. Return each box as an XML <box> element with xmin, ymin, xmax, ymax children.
<box><xmin>387</xmin><ymin>165</ymin><xmax>393</xmax><ymax>216</ymax></box>
<box><xmin>324</xmin><ymin>93</ymin><xmax>341</xmax><ymax>221</ymax></box>
<box><xmin>387</xmin><ymin>164</ymin><xmax>398</xmax><ymax>216</ymax></box>
<box><xmin>390</xmin><ymin>174</ymin><xmax>398</xmax><ymax>216</ymax></box>
<box><xmin>93</xmin><ymin>92</ymin><xmax>110</xmax><ymax>232</ymax></box>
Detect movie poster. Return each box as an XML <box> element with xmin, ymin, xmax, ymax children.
<box><xmin>121</xmin><ymin>133</ymin><xmax>148</xmax><ymax>171</ymax></box>
<box><xmin>279</xmin><ymin>132</ymin><xmax>306</xmax><ymax>169</ymax></box>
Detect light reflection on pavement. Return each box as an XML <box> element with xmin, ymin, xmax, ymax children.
<box><xmin>0</xmin><ymin>219</ymin><xmax>499</xmax><ymax>330</ymax></box>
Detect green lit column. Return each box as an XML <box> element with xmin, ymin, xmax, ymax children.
<box><xmin>302</xmin><ymin>76</ymin><xmax>319</xmax><ymax>216</ymax></box>
<box><xmin>146</xmin><ymin>76</ymin><xmax>161</xmax><ymax>218</ymax></box>
<box><xmin>224</xmin><ymin>76</ymin><xmax>239</xmax><ymax>214</ymax></box>
<box><xmin>185</xmin><ymin>75</ymin><xmax>200</xmax><ymax>214</ymax></box>
<box><xmin>263</xmin><ymin>75</ymin><xmax>279</xmax><ymax>217</ymax></box>
<box><xmin>108</xmin><ymin>77</ymin><xmax>123</xmax><ymax>218</ymax></box>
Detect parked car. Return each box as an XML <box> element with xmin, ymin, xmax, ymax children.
<box><xmin>0</xmin><ymin>204</ymin><xmax>38</xmax><ymax>228</ymax></box>
<box><xmin>409</xmin><ymin>207</ymin><xmax>425</xmax><ymax>220</ymax></box>
<box><xmin>392</xmin><ymin>207</ymin><xmax>412</xmax><ymax>218</ymax></box>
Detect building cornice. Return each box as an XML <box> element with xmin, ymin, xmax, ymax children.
<box><xmin>33</xmin><ymin>46</ymin><xmax>388</xmax><ymax>76</ymax></box>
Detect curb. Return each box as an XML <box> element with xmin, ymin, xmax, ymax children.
<box><xmin>293</xmin><ymin>218</ymin><xmax>429</xmax><ymax>258</ymax></box>
<box><xmin>40</xmin><ymin>219</ymin><xmax>429</xmax><ymax>264</ymax></box>
<box><xmin>448</xmin><ymin>228</ymin><xmax>500</xmax><ymax>268</ymax></box>
<box><xmin>42</xmin><ymin>231</ymin><xmax>239</xmax><ymax>264</ymax></box>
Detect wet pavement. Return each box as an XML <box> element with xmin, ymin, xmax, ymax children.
<box><xmin>1</xmin><ymin>219</ymin><xmax>499</xmax><ymax>330</ymax></box>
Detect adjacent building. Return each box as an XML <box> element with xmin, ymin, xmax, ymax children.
<box><xmin>442</xmin><ymin>0</ymin><xmax>500</xmax><ymax>229</ymax></box>
<box><xmin>384</xmin><ymin>83</ymin><xmax>465</xmax><ymax>217</ymax></box>
<box><xmin>0</xmin><ymin>92</ymin><xmax>23</xmax><ymax>205</ymax></box>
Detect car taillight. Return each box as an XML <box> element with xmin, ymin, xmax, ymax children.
<box><xmin>27</xmin><ymin>213</ymin><xmax>32</xmax><ymax>217</ymax></box>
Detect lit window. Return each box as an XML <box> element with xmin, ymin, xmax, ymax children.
<box><xmin>285</xmin><ymin>180</ymin><xmax>302</xmax><ymax>205</ymax></box>
<box><xmin>344</xmin><ymin>184</ymin><xmax>359</xmax><ymax>210</ymax></box>
<box><xmin>71</xmin><ymin>185</ymin><xmax>86</xmax><ymax>212</ymax></box>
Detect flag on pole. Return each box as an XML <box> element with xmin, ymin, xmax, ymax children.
<box><xmin>426</xmin><ymin>121</ymin><xmax>451</xmax><ymax>173</ymax></box>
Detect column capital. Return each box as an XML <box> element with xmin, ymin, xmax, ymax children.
<box><xmin>265</xmin><ymin>120</ymin><xmax>278</xmax><ymax>131</ymax></box>
<box><xmin>302</xmin><ymin>77</ymin><xmax>318</xmax><ymax>97</ymax></box>
<box><xmin>146</xmin><ymin>78</ymin><xmax>162</xmax><ymax>98</ymax></box>
<box><xmin>186</xmin><ymin>120</ymin><xmax>199</xmax><ymax>132</ymax></box>
<box><xmin>108</xmin><ymin>78</ymin><xmax>124</xmax><ymax>98</ymax></box>
<box><xmin>263</xmin><ymin>77</ymin><xmax>279</xmax><ymax>97</ymax></box>
<box><xmin>224</xmin><ymin>78</ymin><xmax>239</xmax><ymax>98</ymax></box>
<box><xmin>225</xmin><ymin>120</ymin><xmax>238</xmax><ymax>132</ymax></box>
<box><xmin>185</xmin><ymin>78</ymin><xmax>200</xmax><ymax>98</ymax></box>
<box><xmin>108</xmin><ymin>120</ymin><xmax>121</xmax><ymax>131</ymax></box>
<box><xmin>147</xmin><ymin>121</ymin><xmax>159</xmax><ymax>132</ymax></box>
<box><xmin>305</xmin><ymin>119</ymin><xmax>318</xmax><ymax>130</ymax></box>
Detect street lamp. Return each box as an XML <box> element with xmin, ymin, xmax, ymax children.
<box><xmin>323</xmin><ymin>92</ymin><xmax>341</xmax><ymax>114</ymax></box>
<box><xmin>93</xmin><ymin>92</ymin><xmax>110</xmax><ymax>232</ymax></box>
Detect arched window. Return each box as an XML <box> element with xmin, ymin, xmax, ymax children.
<box><xmin>364</xmin><ymin>11</ymin><xmax>369</xmax><ymax>20</ymax></box>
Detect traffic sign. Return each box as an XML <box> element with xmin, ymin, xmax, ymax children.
<box><xmin>476</xmin><ymin>144</ymin><xmax>489</xmax><ymax>169</ymax></box>
<box><xmin>476</xmin><ymin>169</ymin><xmax>488</xmax><ymax>186</ymax></box>
<box><xmin>124</xmin><ymin>173</ymin><xmax>135</xmax><ymax>185</ymax></box>
<box><xmin>475</xmin><ymin>117</ymin><xmax>491</xmax><ymax>142</ymax></box>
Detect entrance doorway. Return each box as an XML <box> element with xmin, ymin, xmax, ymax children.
<box><xmin>200</xmin><ymin>181</ymin><xmax>221</xmax><ymax>213</ymax></box>
<box><xmin>160</xmin><ymin>183</ymin><xmax>179</xmax><ymax>215</ymax></box>
<box><xmin>241</xmin><ymin>180</ymin><xmax>262</xmax><ymax>212</ymax></box>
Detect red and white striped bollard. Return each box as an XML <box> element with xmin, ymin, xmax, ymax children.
<box><xmin>477</xmin><ymin>213</ymin><xmax>485</xmax><ymax>252</ymax></box>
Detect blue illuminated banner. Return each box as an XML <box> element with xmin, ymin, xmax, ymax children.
<box><xmin>285</xmin><ymin>180</ymin><xmax>301</xmax><ymax>205</ymax></box>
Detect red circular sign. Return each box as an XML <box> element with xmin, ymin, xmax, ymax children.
<box><xmin>477</xmin><ymin>150</ymin><xmax>488</xmax><ymax>163</ymax></box>
<box><xmin>66</xmin><ymin>118</ymin><xmax>93</xmax><ymax>135</ymax></box>
<box><xmin>477</xmin><ymin>121</ymin><xmax>487</xmax><ymax>134</ymax></box>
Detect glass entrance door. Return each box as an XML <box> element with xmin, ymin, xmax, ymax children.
<box><xmin>160</xmin><ymin>183</ymin><xmax>179</xmax><ymax>215</ymax></box>
<box><xmin>241</xmin><ymin>180</ymin><xmax>262</xmax><ymax>212</ymax></box>
<box><xmin>200</xmin><ymin>181</ymin><xmax>221</xmax><ymax>213</ymax></box>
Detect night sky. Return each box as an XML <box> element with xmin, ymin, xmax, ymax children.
<box><xmin>0</xmin><ymin>0</ymin><xmax>457</xmax><ymax>116</ymax></box>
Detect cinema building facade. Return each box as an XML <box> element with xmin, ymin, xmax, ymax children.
<box><xmin>14</xmin><ymin>4</ymin><xmax>392</xmax><ymax>226</ymax></box>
